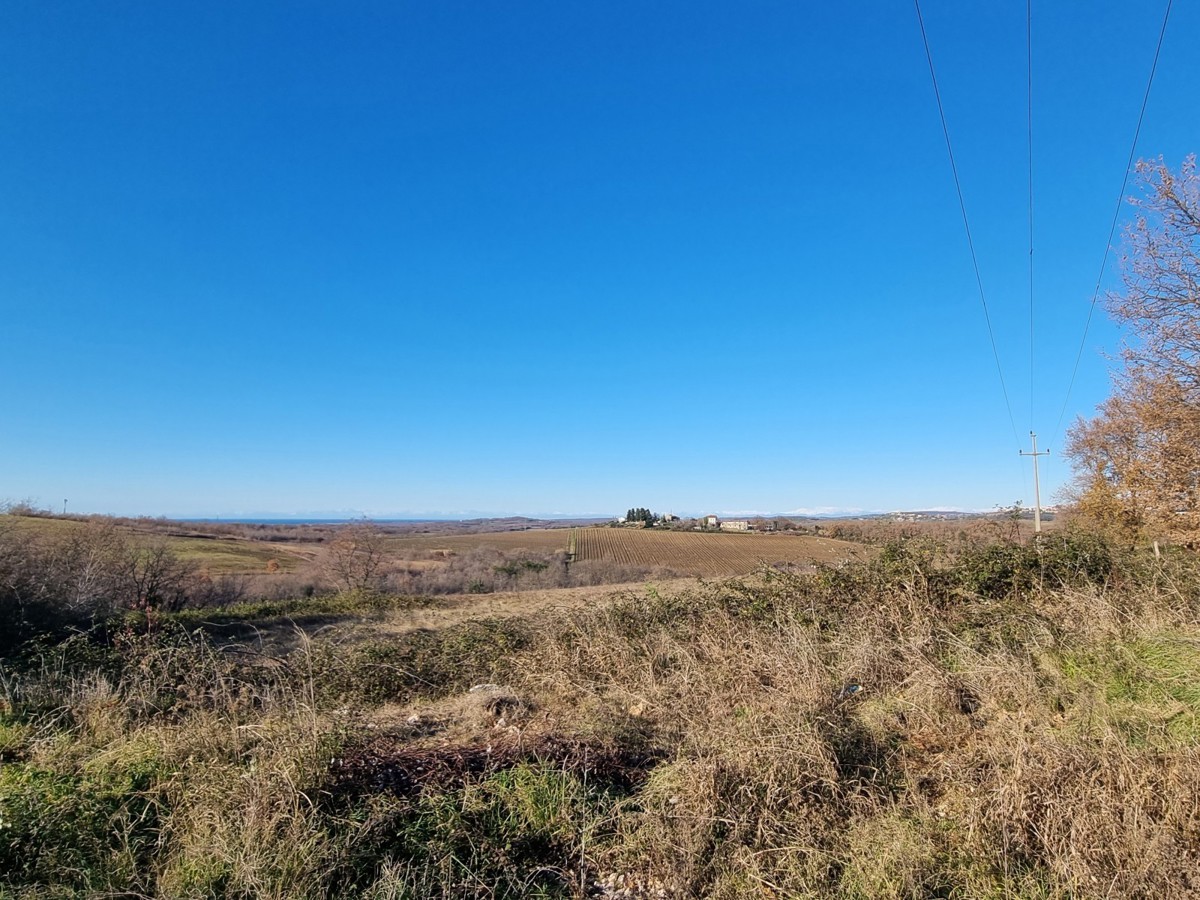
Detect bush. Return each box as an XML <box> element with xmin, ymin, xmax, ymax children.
<box><xmin>958</xmin><ymin>529</ymin><xmax>1118</xmax><ymax>599</ymax></box>
<box><xmin>0</xmin><ymin>522</ymin><xmax>205</xmax><ymax>656</ymax></box>
<box><xmin>382</xmin><ymin>546</ymin><xmax>674</xmax><ymax>596</ymax></box>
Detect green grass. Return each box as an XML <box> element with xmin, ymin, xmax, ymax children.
<box><xmin>310</xmin><ymin>616</ymin><xmax>532</xmax><ymax>705</ymax></box>
<box><xmin>163</xmin><ymin>590</ymin><xmax>430</xmax><ymax>628</ymax></box>
<box><xmin>329</xmin><ymin>764</ymin><xmax>613</xmax><ymax>898</ymax></box>
<box><xmin>166</xmin><ymin>535</ymin><xmax>303</xmax><ymax>573</ymax></box>
<box><xmin>1058</xmin><ymin>629</ymin><xmax>1200</xmax><ymax>747</ymax></box>
<box><xmin>0</xmin><ymin>759</ymin><xmax>166</xmax><ymax>893</ymax></box>
<box><xmin>0</xmin><ymin>514</ymin><xmax>98</xmax><ymax>536</ymax></box>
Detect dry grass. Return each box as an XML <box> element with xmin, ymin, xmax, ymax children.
<box><xmin>3</xmin><ymin>533</ymin><xmax>1200</xmax><ymax>897</ymax></box>
<box><xmin>0</xmin><ymin>631</ymin><xmax>341</xmax><ymax>897</ymax></box>
<box><xmin>328</xmin><ymin>579</ymin><xmax>699</xmax><ymax>644</ymax></box>
<box><xmin>497</xmin><ymin>548</ymin><xmax>1200</xmax><ymax>898</ymax></box>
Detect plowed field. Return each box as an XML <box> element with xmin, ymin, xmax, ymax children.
<box><xmin>382</xmin><ymin>529</ymin><xmax>573</xmax><ymax>556</ymax></box>
<box><xmin>571</xmin><ymin>528</ymin><xmax>860</xmax><ymax>576</ymax></box>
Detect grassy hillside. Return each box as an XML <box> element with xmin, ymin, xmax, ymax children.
<box><xmin>3</xmin><ymin>514</ymin><xmax>308</xmax><ymax>574</ymax></box>
<box><xmin>2</xmin><ymin>531</ymin><xmax>1199</xmax><ymax>897</ymax></box>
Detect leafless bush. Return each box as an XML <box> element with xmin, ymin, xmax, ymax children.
<box><xmin>0</xmin><ymin>522</ymin><xmax>211</xmax><ymax>651</ymax></box>
<box><xmin>237</xmin><ymin>572</ymin><xmax>329</xmax><ymax>602</ymax></box>
<box><xmin>0</xmin><ymin>499</ymin><xmax>54</xmax><ymax>517</ymax></box>
<box><xmin>566</xmin><ymin>557</ymin><xmax>678</xmax><ymax>586</ymax></box>
<box><xmin>186</xmin><ymin>573</ymin><xmax>250</xmax><ymax>608</ymax></box>
<box><xmin>822</xmin><ymin>515</ymin><xmax>1041</xmax><ymax>546</ymax></box>
<box><xmin>322</xmin><ymin>523</ymin><xmax>385</xmax><ymax>593</ymax></box>
<box><xmin>118</xmin><ymin>540</ymin><xmax>201</xmax><ymax>612</ymax></box>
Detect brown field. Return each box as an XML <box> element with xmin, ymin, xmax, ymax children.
<box><xmin>380</xmin><ymin>528</ymin><xmax>574</xmax><ymax>557</ymax></box>
<box><xmin>3</xmin><ymin>515</ymin><xmax>864</xmax><ymax>581</ymax></box>
<box><xmin>379</xmin><ymin>526</ymin><xmax>865</xmax><ymax>577</ymax></box>
<box><xmin>572</xmin><ymin>527</ymin><xmax>863</xmax><ymax>576</ymax></box>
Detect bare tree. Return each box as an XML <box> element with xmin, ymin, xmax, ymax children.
<box><xmin>121</xmin><ymin>540</ymin><xmax>201</xmax><ymax>612</ymax></box>
<box><xmin>324</xmin><ymin>522</ymin><xmax>386</xmax><ymax>593</ymax></box>
<box><xmin>1110</xmin><ymin>155</ymin><xmax>1200</xmax><ymax>391</ymax></box>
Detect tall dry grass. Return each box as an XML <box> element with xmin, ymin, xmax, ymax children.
<box><xmin>1</xmin><ymin>530</ymin><xmax>1198</xmax><ymax>897</ymax></box>
<box><xmin>0</xmin><ymin>628</ymin><xmax>341</xmax><ymax>897</ymax></box>
<box><xmin>508</xmin><ymin>537</ymin><xmax>1200</xmax><ymax>897</ymax></box>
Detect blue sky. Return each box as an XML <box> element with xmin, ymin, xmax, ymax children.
<box><xmin>1</xmin><ymin>1</ymin><xmax>1195</xmax><ymax>518</ymax></box>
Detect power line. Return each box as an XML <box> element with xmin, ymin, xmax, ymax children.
<box><xmin>1026</xmin><ymin>0</ymin><xmax>1035</xmax><ymax>434</ymax></box>
<box><xmin>913</xmin><ymin>0</ymin><xmax>1021</xmax><ymax>449</ymax></box>
<box><xmin>1050</xmin><ymin>0</ymin><xmax>1174</xmax><ymax>448</ymax></box>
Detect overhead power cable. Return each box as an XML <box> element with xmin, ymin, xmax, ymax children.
<box><xmin>1050</xmin><ymin>0</ymin><xmax>1174</xmax><ymax>448</ymax></box>
<box><xmin>914</xmin><ymin>0</ymin><xmax>1021</xmax><ymax>449</ymax></box>
<box><xmin>1026</xmin><ymin>0</ymin><xmax>1035</xmax><ymax>433</ymax></box>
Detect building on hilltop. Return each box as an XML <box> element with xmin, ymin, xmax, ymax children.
<box><xmin>720</xmin><ymin>520</ymin><xmax>749</xmax><ymax>532</ymax></box>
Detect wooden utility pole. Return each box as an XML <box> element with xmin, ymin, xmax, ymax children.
<box><xmin>1019</xmin><ymin>432</ymin><xmax>1050</xmax><ymax>533</ymax></box>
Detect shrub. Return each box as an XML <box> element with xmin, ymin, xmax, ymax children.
<box><xmin>958</xmin><ymin>529</ymin><xmax>1118</xmax><ymax>600</ymax></box>
<box><xmin>0</xmin><ymin>523</ymin><xmax>204</xmax><ymax>656</ymax></box>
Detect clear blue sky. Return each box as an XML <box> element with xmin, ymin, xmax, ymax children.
<box><xmin>2</xmin><ymin>1</ymin><xmax>1195</xmax><ymax>518</ymax></box>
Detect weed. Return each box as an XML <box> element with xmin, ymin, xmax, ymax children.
<box><xmin>326</xmin><ymin>762</ymin><xmax>617</xmax><ymax>898</ymax></box>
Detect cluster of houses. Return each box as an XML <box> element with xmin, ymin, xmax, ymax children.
<box><xmin>697</xmin><ymin>514</ymin><xmax>749</xmax><ymax>531</ymax></box>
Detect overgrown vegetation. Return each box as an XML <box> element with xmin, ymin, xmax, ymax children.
<box><xmin>2</xmin><ymin>527</ymin><xmax>1199</xmax><ymax>897</ymax></box>
<box><xmin>0</xmin><ymin>513</ymin><xmax>682</xmax><ymax>635</ymax></box>
<box><xmin>0</xmin><ymin>517</ymin><xmax>242</xmax><ymax>655</ymax></box>
<box><xmin>383</xmin><ymin>545</ymin><xmax>674</xmax><ymax>596</ymax></box>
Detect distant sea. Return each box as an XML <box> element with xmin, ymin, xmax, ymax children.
<box><xmin>179</xmin><ymin>518</ymin><xmax>446</xmax><ymax>525</ymax></box>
